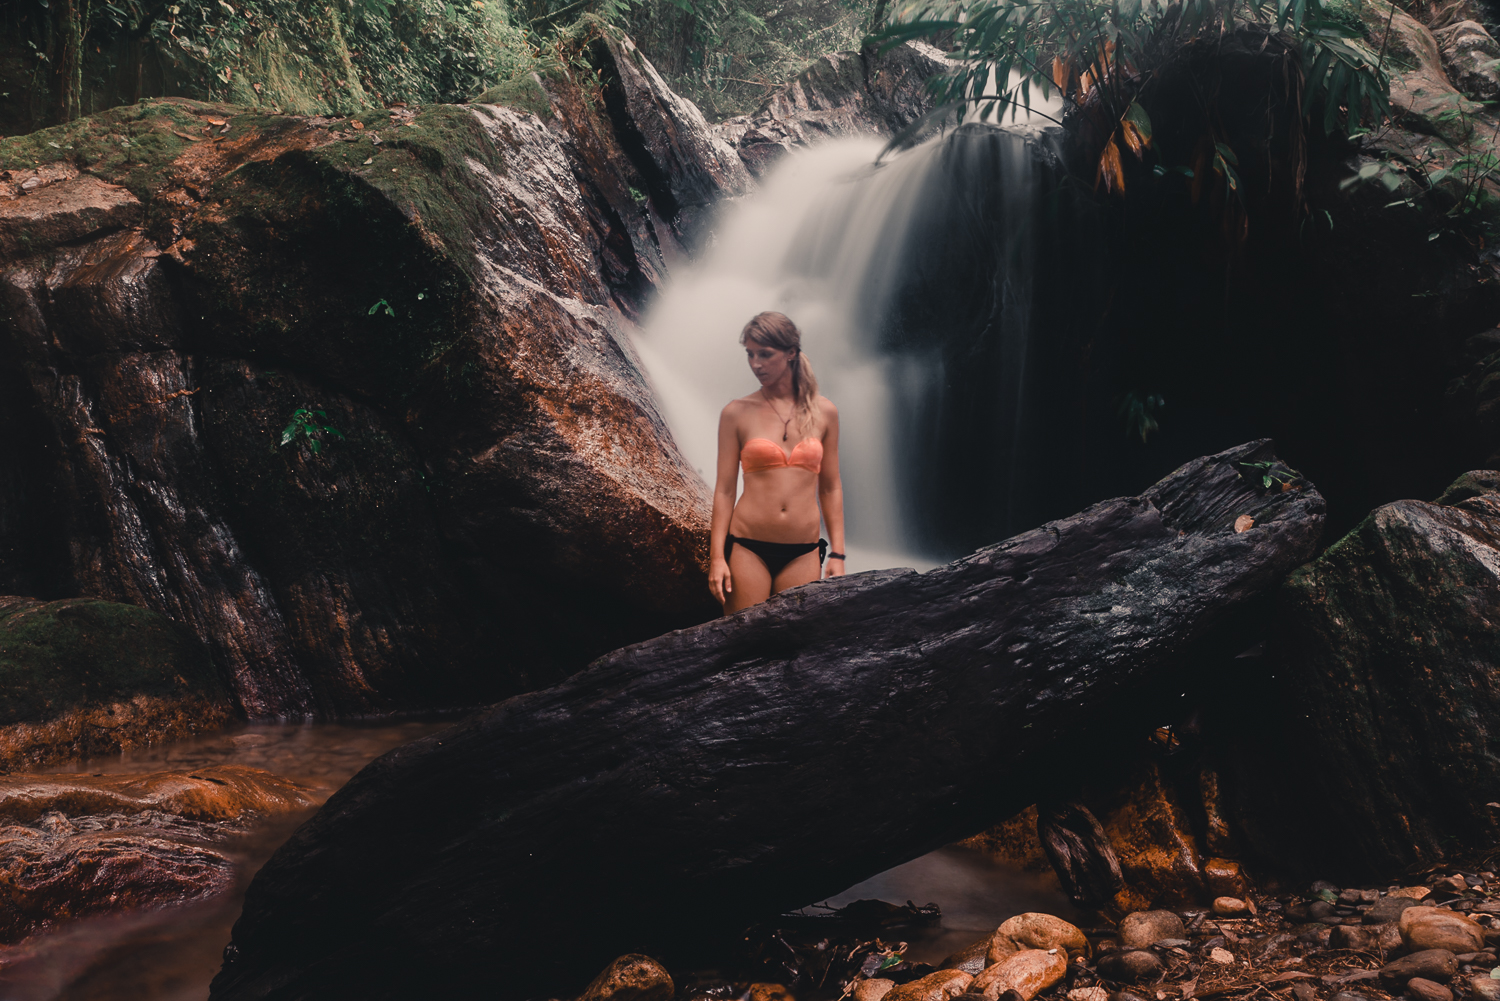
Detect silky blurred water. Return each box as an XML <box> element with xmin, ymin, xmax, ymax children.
<box><xmin>0</xmin><ymin>719</ymin><xmax>456</xmax><ymax>1001</ymax></box>
<box><xmin>822</xmin><ymin>845</ymin><xmax>1076</xmax><ymax>964</ymax></box>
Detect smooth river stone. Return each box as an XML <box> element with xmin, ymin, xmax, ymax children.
<box><xmin>885</xmin><ymin>970</ymin><xmax>974</xmax><ymax>1001</ymax></box>
<box><xmin>973</xmin><ymin>950</ymin><xmax>1068</xmax><ymax>1000</ymax></box>
<box><xmin>1119</xmin><ymin>910</ymin><xmax>1186</xmax><ymax>949</ymax></box>
<box><xmin>1400</xmin><ymin>908</ymin><xmax>1485</xmax><ymax>954</ymax></box>
<box><xmin>988</xmin><ymin>913</ymin><xmax>1091</xmax><ymax>962</ymax></box>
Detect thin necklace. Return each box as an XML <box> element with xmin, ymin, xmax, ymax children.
<box><xmin>761</xmin><ymin>388</ymin><xmax>793</xmax><ymax>442</ymax></box>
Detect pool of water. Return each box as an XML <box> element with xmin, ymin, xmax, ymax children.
<box><xmin>822</xmin><ymin>846</ymin><xmax>1076</xmax><ymax>965</ymax></box>
<box><xmin>0</xmin><ymin>717</ymin><xmax>460</xmax><ymax>1001</ymax></box>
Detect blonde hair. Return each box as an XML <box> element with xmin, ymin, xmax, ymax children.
<box><xmin>741</xmin><ymin>311</ymin><xmax>819</xmax><ymax>432</ymax></box>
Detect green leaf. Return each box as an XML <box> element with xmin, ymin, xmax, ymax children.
<box><xmin>1124</xmin><ymin>100</ymin><xmax>1153</xmax><ymax>142</ymax></box>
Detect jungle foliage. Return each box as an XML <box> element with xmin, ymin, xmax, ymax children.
<box><xmin>876</xmin><ymin>0</ymin><xmax>1390</xmax><ymax>192</ymax></box>
<box><xmin>3</xmin><ymin>0</ymin><xmax>876</xmax><ymax>131</ymax></box>
<box><xmin>3</xmin><ymin>0</ymin><xmax>536</xmax><ymax>130</ymax></box>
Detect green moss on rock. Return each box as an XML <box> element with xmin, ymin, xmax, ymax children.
<box><xmin>0</xmin><ymin>596</ymin><xmax>233</xmax><ymax>769</ymax></box>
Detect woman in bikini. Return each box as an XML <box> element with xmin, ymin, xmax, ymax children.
<box><xmin>708</xmin><ymin>311</ymin><xmax>846</xmax><ymax>613</ymax></box>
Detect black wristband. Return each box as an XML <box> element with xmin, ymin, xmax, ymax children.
<box><xmin>827</xmin><ymin>552</ymin><xmax>845</xmax><ymax>561</ymax></box>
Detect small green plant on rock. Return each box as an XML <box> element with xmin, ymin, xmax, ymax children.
<box><xmin>280</xmin><ymin>408</ymin><xmax>346</xmax><ymax>456</ymax></box>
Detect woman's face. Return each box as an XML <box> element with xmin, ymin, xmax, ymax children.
<box><xmin>745</xmin><ymin>339</ymin><xmax>794</xmax><ymax>387</ymax></box>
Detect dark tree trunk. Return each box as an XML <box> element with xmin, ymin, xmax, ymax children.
<box><xmin>209</xmin><ymin>440</ymin><xmax>1325</xmax><ymax>1001</ymax></box>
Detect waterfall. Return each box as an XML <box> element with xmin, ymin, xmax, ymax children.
<box><xmin>636</xmin><ymin>114</ymin><xmax>1071</xmax><ymax>570</ymax></box>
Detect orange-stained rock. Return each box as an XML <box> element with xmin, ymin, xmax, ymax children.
<box><xmin>576</xmin><ymin>954</ymin><xmax>674</xmax><ymax>1001</ymax></box>
<box><xmin>1119</xmin><ymin>910</ymin><xmax>1186</xmax><ymax>949</ymax></box>
<box><xmin>885</xmin><ymin>970</ymin><xmax>974</xmax><ymax>1001</ymax></box>
<box><xmin>957</xmin><ymin>805</ymin><xmax>1052</xmax><ymax>872</ymax></box>
<box><xmin>1098</xmin><ymin>761</ymin><xmax>1206</xmax><ymax>909</ymax></box>
<box><xmin>1203</xmin><ymin>858</ymin><xmax>1247</xmax><ymax>899</ymax></box>
<box><xmin>1399</xmin><ymin>907</ymin><xmax>1486</xmax><ymax>954</ymax></box>
<box><xmin>0</xmin><ymin>825</ymin><xmax>234</xmax><ymax>943</ymax></box>
<box><xmin>987</xmin><ymin>913</ymin><xmax>1091</xmax><ymax>962</ymax></box>
<box><xmin>0</xmin><ymin>765</ymin><xmax>315</xmax><ymax>823</ymax></box>
<box><xmin>0</xmin><ymin>174</ymin><xmax>141</xmax><ymax>256</ymax></box>
<box><xmin>971</xmin><ymin>950</ymin><xmax>1068</xmax><ymax>1001</ymax></box>
<box><xmin>747</xmin><ymin>986</ymin><xmax>795</xmax><ymax>1001</ymax></box>
<box><xmin>854</xmin><ymin>980</ymin><xmax>897</xmax><ymax>1001</ymax></box>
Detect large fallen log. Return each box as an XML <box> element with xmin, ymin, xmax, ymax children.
<box><xmin>209</xmin><ymin>441</ymin><xmax>1325</xmax><ymax>1001</ymax></box>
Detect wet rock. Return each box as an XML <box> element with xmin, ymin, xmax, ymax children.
<box><xmin>1401</xmin><ymin>909</ymin><xmax>1486</xmax><ymax>954</ymax></box>
<box><xmin>886</xmin><ymin>971</ymin><xmax>974</xmax><ymax>1001</ymax></box>
<box><xmin>1393</xmin><ymin>887</ymin><xmax>1434</xmax><ymax>900</ymax></box>
<box><xmin>0</xmin><ymin>93</ymin><xmax>720</xmax><ymax>715</ymax></box>
<box><xmin>577</xmin><ymin>955</ymin><xmax>674</xmax><ymax>1001</ymax></box>
<box><xmin>1369</xmin><ymin>896</ymin><xmax>1422</xmax><ymax>924</ymax></box>
<box><xmin>942</xmin><ymin>937</ymin><xmax>992</xmax><ymax>974</ymax></box>
<box><xmin>0</xmin><ymin>765</ymin><xmax>314</xmax><ymax>824</ymax></box>
<box><xmin>1332</xmin><ymin>923</ymin><xmax>1399</xmax><ymax>951</ymax></box>
<box><xmin>712</xmin><ymin>43</ymin><xmax>949</xmax><ymax>177</ymax></box>
<box><xmin>1204</xmin><ymin>858</ymin><xmax>1248</xmax><ymax>898</ymax></box>
<box><xmin>1213</xmin><ymin>897</ymin><xmax>1249</xmax><ymax>917</ymax></box>
<box><xmin>855</xmin><ymin>981</ymin><xmax>898</xmax><ymax>1001</ymax></box>
<box><xmin>987</xmin><ymin>913</ymin><xmax>1091</xmax><ymax>962</ymax></box>
<box><xmin>208</xmin><ymin>441</ymin><xmax>1327</xmax><ymax>1001</ymax></box>
<box><xmin>0</xmin><ymin>174</ymin><xmax>141</xmax><ymax>257</ymax></box>
<box><xmin>1381</xmin><ymin>949</ymin><xmax>1460</xmax><ymax>984</ymax></box>
<box><xmin>1120</xmin><ymin>911</ymin><xmax>1187</xmax><ymax>949</ymax></box>
<box><xmin>1433</xmin><ymin>19</ymin><xmax>1500</xmax><ymax>100</ymax></box>
<box><xmin>748</xmin><ymin>986</ymin><xmax>795</xmax><ymax>1001</ymax></box>
<box><xmin>1245</xmin><ymin>474</ymin><xmax>1500</xmax><ymax>878</ymax></box>
<box><xmin>0</xmin><ymin>596</ymin><xmax>233</xmax><ymax>771</ymax></box>
<box><xmin>1468</xmin><ymin>974</ymin><xmax>1500</xmax><ymax>1001</ymax></box>
<box><xmin>1093</xmin><ymin>760</ymin><xmax>1210</xmax><ymax>910</ymax></box>
<box><xmin>1096</xmin><ymin>950</ymin><xmax>1163</xmax><ymax>983</ymax></box>
<box><xmin>1357</xmin><ymin>0</ymin><xmax>1483</xmax><ymax>136</ymax></box>
<box><xmin>1067</xmin><ymin>990</ymin><xmax>1109</xmax><ymax>1001</ymax></box>
<box><xmin>590</xmin><ymin>35</ymin><xmax>751</xmax><ymax>246</ymax></box>
<box><xmin>0</xmin><ymin>825</ymin><xmax>235</xmax><ymax>943</ymax></box>
<box><xmin>1406</xmin><ymin>979</ymin><xmax>1453</xmax><ymax>1001</ymax></box>
<box><xmin>971</xmin><ymin>951</ymin><xmax>1065</xmax><ymax>1000</ymax></box>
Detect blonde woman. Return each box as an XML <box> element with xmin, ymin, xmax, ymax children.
<box><xmin>709</xmin><ymin>311</ymin><xmax>846</xmax><ymax>613</ymax></box>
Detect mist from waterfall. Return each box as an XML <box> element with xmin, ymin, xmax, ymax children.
<box><xmin>635</xmin><ymin>121</ymin><xmax>1053</xmax><ymax>571</ymax></box>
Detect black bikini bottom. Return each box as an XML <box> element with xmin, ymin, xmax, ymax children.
<box><xmin>725</xmin><ymin>534</ymin><xmax>828</xmax><ymax>579</ymax></box>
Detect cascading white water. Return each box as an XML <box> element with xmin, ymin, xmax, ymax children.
<box><xmin>635</xmin><ymin>137</ymin><xmax>949</xmax><ymax>572</ymax></box>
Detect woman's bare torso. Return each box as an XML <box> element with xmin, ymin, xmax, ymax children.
<box><xmin>728</xmin><ymin>397</ymin><xmax>826</xmax><ymax>543</ymax></box>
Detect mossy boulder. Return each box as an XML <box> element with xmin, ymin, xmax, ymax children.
<box><xmin>0</xmin><ymin>596</ymin><xmax>232</xmax><ymax>770</ymax></box>
<box><xmin>1233</xmin><ymin>471</ymin><xmax>1500</xmax><ymax>878</ymax></box>
<box><xmin>0</xmin><ymin>44</ymin><xmax>726</xmax><ymax>716</ymax></box>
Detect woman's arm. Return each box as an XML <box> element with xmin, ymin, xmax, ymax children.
<box><xmin>818</xmin><ymin>400</ymin><xmax>846</xmax><ymax>579</ymax></box>
<box><xmin>708</xmin><ymin>404</ymin><xmax>741</xmax><ymax>605</ymax></box>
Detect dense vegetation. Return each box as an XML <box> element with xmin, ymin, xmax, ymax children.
<box><xmin>1</xmin><ymin>0</ymin><xmax>876</xmax><ymax>133</ymax></box>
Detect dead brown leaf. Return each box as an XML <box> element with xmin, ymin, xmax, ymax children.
<box><xmin>1234</xmin><ymin>515</ymin><xmax>1255</xmax><ymax>533</ymax></box>
<box><xmin>1097</xmin><ymin>137</ymin><xmax>1125</xmax><ymax>194</ymax></box>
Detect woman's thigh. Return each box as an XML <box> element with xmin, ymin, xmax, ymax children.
<box><xmin>771</xmin><ymin>549</ymin><xmax>822</xmax><ymax>593</ymax></box>
<box><xmin>724</xmin><ymin>543</ymin><xmax>773</xmax><ymax>614</ymax></box>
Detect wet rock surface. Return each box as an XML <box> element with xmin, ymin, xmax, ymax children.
<box><xmin>0</xmin><ymin>595</ymin><xmax>232</xmax><ymax>770</ymax></box>
<box><xmin>1228</xmin><ymin>471</ymin><xmax>1500</xmax><ymax>878</ymax></box>
<box><xmin>712</xmin><ymin>43</ymin><xmax>949</xmax><ymax>176</ymax></box>
<box><xmin>209</xmin><ymin>441</ymin><xmax>1325</xmax><ymax>1001</ymax></box>
<box><xmin>0</xmin><ymin>763</ymin><xmax>312</xmax><ymax>945</ymax></box>
<box><xmin>0</xmin><ymin>38</ymin><xmax>724</xmax><ymax>717</ymax></box>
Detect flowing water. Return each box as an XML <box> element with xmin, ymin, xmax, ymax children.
<box><xmin>0</xmin><ymin>718</ymin><xmax>456</xmax><ymax>1001</ymax></box>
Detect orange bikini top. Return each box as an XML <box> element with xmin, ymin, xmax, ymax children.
<box><xmin>741</xmin><ymin>436</ymin><xmax>823</xmax><ymax>474</ymax></box>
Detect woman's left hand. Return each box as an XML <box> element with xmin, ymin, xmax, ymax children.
<box><xmin>824</xmin><ymin>558</ymin><xmax>845</xmax><ymax>579</ymax></box>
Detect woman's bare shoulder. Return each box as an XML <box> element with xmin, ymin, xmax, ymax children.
<box><xmin>721</xmin><ymin>394</ymin><xmax>763</xmax><ymax>417</ymax></box>
<box><xmin>816</xmin><ymin>395</ymin><xmax>839</xmax><ymax>420</ymax></box>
